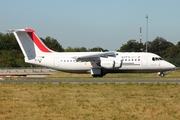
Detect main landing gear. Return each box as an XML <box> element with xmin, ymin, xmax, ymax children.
<box><xmin>91</xmin><ymin>68</ymin><xmax>106</xmax><ymax>77</ymax></box>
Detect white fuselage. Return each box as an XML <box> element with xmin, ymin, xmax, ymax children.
<box><xmin>26</xmin><ymin>52</ymin><xmax>175</xmax><ymax>74</ymax></box>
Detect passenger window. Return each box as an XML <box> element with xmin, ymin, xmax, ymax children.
<box><xmin>138</xmin><ymin>59</ymin><xmax>140</xmax><ymax>61</ymax></box>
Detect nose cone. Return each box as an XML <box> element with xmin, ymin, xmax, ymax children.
<box><xmin>164</xmin><ymin>61</ymin><xmax>176</xmax><ymax>70</ymax></box>
<box><xmin>170</xmin><ymin>63</ymin><xmax>176</xmax><ymax>70</ymax></box>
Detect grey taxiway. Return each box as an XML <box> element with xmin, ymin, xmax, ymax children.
<box><xmin>1</xmin><ymin>79</ymin><xmax>180</xmax><ymax>84</ymax></box>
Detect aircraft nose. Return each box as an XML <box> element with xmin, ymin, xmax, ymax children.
<box><xmin>167</xmin><ymin>62</ymin><xmax>176</xmax><ymax>70</ymax></box>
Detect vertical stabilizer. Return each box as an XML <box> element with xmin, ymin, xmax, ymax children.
<box><xmin>9</xmin><ymin>28</ymin><xmax>53</xmax><ymax>61</ymax></box>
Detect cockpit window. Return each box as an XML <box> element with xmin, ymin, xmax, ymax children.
<box><xmin>152</xmin><ymin>57</ymin><xmax>163</xmax><ymax>61</ymax></box>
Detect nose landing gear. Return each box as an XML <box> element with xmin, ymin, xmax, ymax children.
<box><xmin>158</xmin><ymin>72</ymin><xmax>165</xmax><ymax>77</ymax></box>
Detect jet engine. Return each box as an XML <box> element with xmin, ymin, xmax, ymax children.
<box><xmin>100</xmin><ymin>59</ymin><xmax>122</xmax><ymax>69</ymax></box>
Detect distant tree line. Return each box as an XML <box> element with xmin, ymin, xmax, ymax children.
<box><xmin>0</xmin><ymin>33</ymin><xmax>180</xmax><ymax>67</ymax></box>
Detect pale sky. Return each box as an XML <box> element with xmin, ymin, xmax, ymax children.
<box><xmin>1</xmin><ymin>0</ymin><xmax>180</xmax><ymax>50</ymax></box>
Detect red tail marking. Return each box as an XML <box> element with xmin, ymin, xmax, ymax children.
<box><xmin>25</xmin><ymin>28</ymin><xmax>51</xmax><ymax>52</ymax></box>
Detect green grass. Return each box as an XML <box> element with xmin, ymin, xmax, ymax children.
<box><xmin>1</xmin><ymin>83</ymin><xmax>180</xmax><ymax>120</ymax></box>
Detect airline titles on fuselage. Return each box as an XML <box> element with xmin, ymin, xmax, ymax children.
<box><xmin>121</xmin><ymin>56</ymin><xmax>141</xmax><ymax>62</ymax></box>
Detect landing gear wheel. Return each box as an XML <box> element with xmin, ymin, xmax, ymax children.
<box><xmin>92</xmin><ymin>74</ymin><xmax>104</xmax><ymax>77</ymax></box>
<box><xmin>92</xmin><ymin>75</ymin><xmax>98</xmax><ymax>77</ymax></box>
<box><xmin>159</xmin><ymin>72</ymin><xmax>165</xmax><ymax>77</ymax></box>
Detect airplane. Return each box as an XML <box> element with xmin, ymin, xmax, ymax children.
<box><xmin>8</xmin><ymin>28</ymin><xmax>175</xmax><ymax>77</ymax></box>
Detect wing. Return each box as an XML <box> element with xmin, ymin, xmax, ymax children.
<box><xmin>72</xmin><ymin>51</ymin><xmax>116</xmax><ymax>61</ymax></box>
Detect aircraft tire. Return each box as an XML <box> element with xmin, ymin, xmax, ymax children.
<box><xmin>92</xmin><ymin>75</ymin><xmax>98</xmax><ymax>77</ymax></box>
<box><xmin>160</xmin><ymin>72</ymin><xmax>165</xmax><ymax>77</ymax></box>
<box><xmin>92</xmin><ymin>74</ymin><xmax>104</xmax><ymax>77</ymax></box>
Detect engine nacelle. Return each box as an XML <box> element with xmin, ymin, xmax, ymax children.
<box><xmin>100</xmin><ymin>59</ymin><xmax>122</xmax><ymax>69</ymax></box>
<box><xmin>101</xmin><ymin>60</ymin><xmax>115</xmax><ymax>69</ymax></box>
<box><xmin>114</xmin><ymin>59</ymin><xmax>122</xmax><ymax>68</ymax></box>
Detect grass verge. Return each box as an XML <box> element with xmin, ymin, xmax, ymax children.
<box><xmin>1</xmin><ymin>83</ymin><xmax>180</xmax><ymax>120</ymax></box>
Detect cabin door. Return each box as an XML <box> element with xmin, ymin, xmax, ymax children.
<box><xmin>54</xmin><ymin>57</ymin><xmax>59</xmax><ymax>67</ymax></box>
<box><xmin>141</xmin><ymin>56</ymin><xmax>147</xmax><ymax>66</ymax></box>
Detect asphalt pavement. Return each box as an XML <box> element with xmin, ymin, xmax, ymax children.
<box><xmin>1</xmin><ymin>79</ymin><xmax>180</xmax><ymax>84</ymax></box>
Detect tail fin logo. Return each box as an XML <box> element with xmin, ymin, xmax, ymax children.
<box><xmin>25</xmin><ymin>28</ymin><xmax>51</xmax><ymax>52</ymax></box>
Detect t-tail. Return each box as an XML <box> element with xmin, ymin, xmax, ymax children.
<box><xmin>8</xmin><ymin>28</ymin><xmax>53</xmax><ymax>63</ymax></box>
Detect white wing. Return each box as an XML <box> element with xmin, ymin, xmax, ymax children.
<box><xmin>72</xmin><ymin>51</ymin><xmax>116</xmax><ymax>61</ymax></box>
